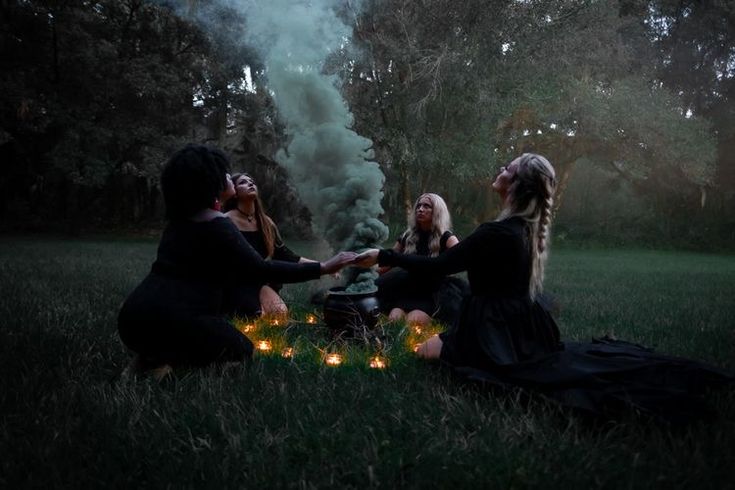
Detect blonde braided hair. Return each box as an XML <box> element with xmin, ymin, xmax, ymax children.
<box><xmin>498</xmin><ymin>153</ymin><xmax>556</xmax><ymax>299</ymax></box>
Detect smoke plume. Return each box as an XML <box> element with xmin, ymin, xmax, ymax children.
<box><xmin>243</xmin><ymin>0</ymin><xmax>389</xmax><ymax>291</ymax></box>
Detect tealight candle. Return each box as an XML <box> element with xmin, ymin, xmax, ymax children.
<box><xmin>369</xmin><ymin>356</ymin><xmax>387</xmax><ymax>369</ymax></box>
<box><xmin>325</xmin><ymin>353</ymin><xmax>343</xmax><ymax>366</ymax></box>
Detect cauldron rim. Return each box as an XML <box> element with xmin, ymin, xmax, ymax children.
<box><xmin>327</xmin><ymin>286</ymin><xmax>378</xmax><ymax>297</ymax></box>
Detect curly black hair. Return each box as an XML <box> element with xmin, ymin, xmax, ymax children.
<box><xmin>161</xmin><ymin>144</ymin><xmax>231</xmax><ymax>220</ymax></box>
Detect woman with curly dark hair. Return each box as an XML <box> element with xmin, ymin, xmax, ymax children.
<box><xmin>118</xmin><ymin>145</ymin><xmax>354</xmax><ymax>375</ymax></box>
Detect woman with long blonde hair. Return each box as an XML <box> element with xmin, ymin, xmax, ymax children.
<box><xmin>376</xmin><ymin>193</ymin><xmax>458</xmax><ymax>327</ymax></box>
<box><xmin>354</xmin><ymin>153</ymin><xmax>732</xmax><ymax>421</ymax></box>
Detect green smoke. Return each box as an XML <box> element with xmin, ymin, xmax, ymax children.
<box><xmin>243</xmin><ymin>0</ymin><xmax>388</xmax><ymax>289</ymax></box>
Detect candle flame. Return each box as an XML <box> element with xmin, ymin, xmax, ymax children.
<box><xmin>256</xmin><ymin>340</ymin><xmax>272</xmax><ymax>352</ymax></box>
<box><xmin>369</xmin><ymin>356</ymin><xmax>387</xmax><ymax>369</ymax></box>
<box><xmin>325</xmin><ymin>353</ymin><xmax>343</xmax><ymax>366</ymax></box>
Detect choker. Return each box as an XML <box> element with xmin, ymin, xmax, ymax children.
<box><xmin>237</xmin><ymin>207</ymin><xmax>255</xmax><ymax>222</ymax></box>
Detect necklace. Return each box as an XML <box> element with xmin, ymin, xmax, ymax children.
<box><xmin>237</xmin><ymin>207</ymin><xmax>255</xmax><ymax>222</ymax></box>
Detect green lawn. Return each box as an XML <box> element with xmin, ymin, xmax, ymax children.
<box><xmin>0</xmin><ymin>238</ymin><xmax>733</xmax><ymax>489</ymax></box>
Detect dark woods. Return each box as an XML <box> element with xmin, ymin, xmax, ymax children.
<box><xmin>1</xmin><ymin>0</ymin><xmax>734</xmax><ymax>249</ymax></box>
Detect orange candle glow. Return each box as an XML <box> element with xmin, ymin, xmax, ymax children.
<box><xmin>256</xmin><ymin>340</ymin><xmax>272</xmax><ymax>352</ymax></box>
<box><xmin>369</xmin><ymin>356</ymin><xmax>387</xmax><ymax>369</ymax></box>
<box><xmin>325</xmin><ymin>353</ymin><xmax>343</xmax><ymax>366</ymax></box>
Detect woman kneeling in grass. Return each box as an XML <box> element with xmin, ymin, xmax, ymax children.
<box><xmin>118</xmin><ymin>145</ymin><xmax>354</xmax><ymax>376</ymax></box>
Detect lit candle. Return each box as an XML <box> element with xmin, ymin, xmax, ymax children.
<box><xmin>256</xmin><ymin>340</ymin><xmax>272</xmax><ymax>352</ymax></box>
<box><xmin>281</xmin><ymin>347</ymin><xmax>294</xmax><ymax>358</ymax></box>
<box><xmin>369</xmin><ymin>356</ymin><xmax>387</xmax><ymax>369</ymax></box>
<box><xmin>325</xmin><ymin>353</ymin><xmax>343</xmax><ymax>366</ymax></box>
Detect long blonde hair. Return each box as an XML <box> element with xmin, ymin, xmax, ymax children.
<box><xmin>498</xmin><ymin>153</ymin><xmax>556</xmax><ymax>299</ymax></box>
<box><xmin>402</xmin><ymin>193</ymin><xmax>453</xmax><ymax>257</ymax></box>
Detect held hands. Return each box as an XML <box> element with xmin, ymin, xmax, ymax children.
<box><xmin>352</xmin><ymin>249</ymin><xmax>379</xmax><ymax>268</ymax></box>
<box><xmin>320</xmin><ymin>252</ymin><xmax>358</xmax><ymax>275</ymax></box>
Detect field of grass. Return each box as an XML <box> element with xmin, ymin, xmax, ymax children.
<box><xmin>1</xmin><ymin>237</ymin><xmax>734</xmax><ymax>489</ymax></box>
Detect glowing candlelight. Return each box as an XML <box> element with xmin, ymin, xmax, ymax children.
<box><xmin>369</xmin><ymin>356</ymin><xmax>387</xmax><ymax>369</ymax></box>
<box><xmin>325</xmin><ymin>353</ymin><xmax>343</xmax><ymax>366</ymax></box>
<box><xmin>306</xmin><ymin>314</ymin><xmax>317</xmax><ymax>324</ymax></box>
<box><xmin>281</xmin><ymin>347</ymin><xmax>294</xmax><ymax>358</ymax></box>
<box><xmin>256</xmin><ymin>340</ymin><xmax>272</xmax><ymax>352</ymax></box>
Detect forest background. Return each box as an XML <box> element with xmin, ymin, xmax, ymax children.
<box><xmin>1</xmin><ymin>0</ymin><xmax>733</xmax><ymax>250</ymax></box>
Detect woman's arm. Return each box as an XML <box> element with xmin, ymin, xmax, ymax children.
<box><xmin>216</xmin><ymin>218</ymin><xmax>351</xmax><ymax>283</ymax></box>
<box><xmin>377</xmin><ymin>240</ymin><xmax>403</xmax><ymax>275</ymax></box>
<box><xmin>357</xmin><ymin>223</ymin><xmax>496</xmax><ymax>276</ymax></box>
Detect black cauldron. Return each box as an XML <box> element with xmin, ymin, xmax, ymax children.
<box><xmin>323</xmin><ymin>287</ymin><xmax>380</xmax><ymax>331</ymax></box>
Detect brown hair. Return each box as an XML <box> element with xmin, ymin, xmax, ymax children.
<box><xmin>225</xmin><ymin>173</ymin><xmax>280</xmax><ymax>258</ymax></box>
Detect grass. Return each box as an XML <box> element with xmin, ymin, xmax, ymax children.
<box><xmin>0</xmin><ymin>237</ymin><xmax>734</xmax><ymax>489</ymax></box>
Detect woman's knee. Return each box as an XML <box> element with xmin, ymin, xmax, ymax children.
<box><xmin>388</xmin><ymin>308</ymin><xmax>406</xmax><ymax>322</ymax></box>
<box><xmin>260</xmin><ymin>286</ymin><xmax>288</xmax><ymax>316</ymax></box>
<box><xmin>416</xmin><ymin>334</ymin><xmax>443</xmax><ymax>360</ymax></box>
<box><xmin>406</xmin><ymin>310</ymin><xmax>432</xmax><ymax>326</ymax></box>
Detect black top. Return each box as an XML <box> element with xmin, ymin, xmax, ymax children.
<box><xmin>383</xmin><ymin>219</ymin><xmax>530</xmax><ymax>298</ymax></box>
<box><xmin>397</xmin><ymin>230</ymin><xmax>454</xmax><ymax>256</ymax></box>
<box><xmin>240</xmin><ymin>230</ymin><xmax>301</xmax><ymax>263</ymax></box>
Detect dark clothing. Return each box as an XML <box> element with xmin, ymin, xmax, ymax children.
<box><xmin>378</xmin><ymin>217</ymin><xmax>732</xmax><ymax>422</ymax></box>
<box><xmin>376</xmin><ymin>230</ymin><xmax>456</xmax><ymax>315</ymax></box>
<box><xmin>220</xmin><ymin>229</ymin><xmax>302</xmax><ymax>317</ymax></box>
<box><xmin>118</xmin><ymin>217</ymin><xmax>320</xmax><ymax>367</ymax></box>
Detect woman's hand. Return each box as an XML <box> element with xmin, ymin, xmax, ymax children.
<box><xmin>352</xmin><ymin>249</ymin><xmax>379</xmax><ymax>268</ymax></box>
<box><xmin>320</xmin><ymin>252</ymin><xmax>358</xmax><ymax>275</ymax></box>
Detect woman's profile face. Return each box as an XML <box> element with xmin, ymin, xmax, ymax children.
<box><xmin>415</xmin><ymin>196</ymin><xmax>434</xmax><ymax>226</ymax></box>
<box><xmin>235</xmin><ymin>175</ymin><xmax>258</xmax><ymax>198</ymax></box>
<box><xmin>492</xmin><ymin>157</ymin><xmax>520</xmax><ymax>197</ymax></box>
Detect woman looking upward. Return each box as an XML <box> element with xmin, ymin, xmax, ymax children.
<box><xmin>224</xmin><ymin>173</ymin><xmax>318</xmax><ymax>320</ymax></box>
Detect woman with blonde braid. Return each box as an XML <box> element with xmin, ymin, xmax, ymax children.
<box><xmin>354</xmin><ymin>153</ymin><xmax>732</xmax><ymax>421</ymax></box>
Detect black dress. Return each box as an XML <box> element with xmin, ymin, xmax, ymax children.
<box><xmin>221</xmin><ymin>229</ymin><xmax>302</xmax><ymax>317</ymax></box>
<box><xmin>377</xmin><ymin>217</ymin><xmax>733</xmax><ymax>421</ymax></box>
<box><xmin>118</xmin><ymin>217</ymin><xmax>320</xmax><ymax>367</ymax></box>
<box><xmin>376</xmin><ymin>230</ymin><xmax>455</xmax><ymax>316</ymax></box>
